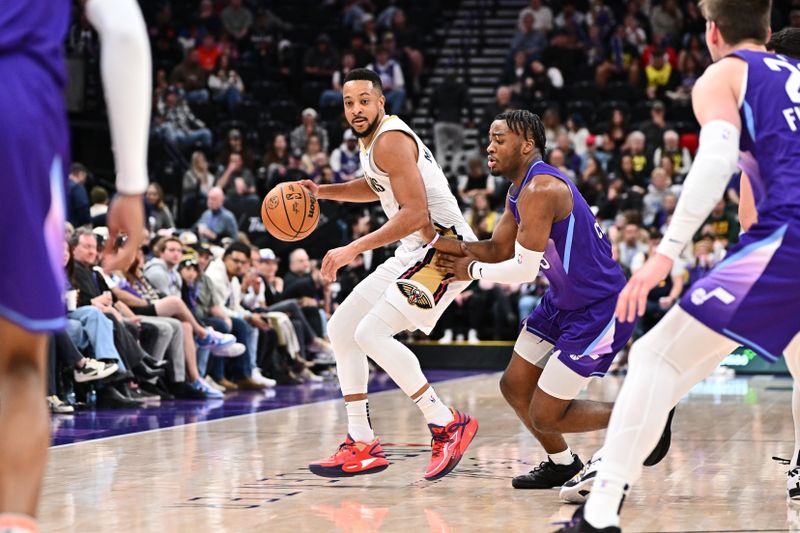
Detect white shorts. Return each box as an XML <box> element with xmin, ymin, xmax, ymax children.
<box><xmin>513</xmin><ymin>328</ymin><xmax>593</xmax><ymax>401</ymax></box>
<box><xmin>352</xmin><ymin>246</ymin><xmax>471</xmax><ymax>335</ymax></box>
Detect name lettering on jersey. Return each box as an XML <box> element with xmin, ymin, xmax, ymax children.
<box><xmin>423</xmin><ymin>148</ymin><xmax>433</xmax><ymax>164</ymax></box>
<box><xmin>540</xmin><ymin>257</ymin><xmax>551</xmax><ymax>270</ymax></box>
<box><xmin>690</xmin><ymin>287</ymin><xmax>736</xmax><ymax>306</ymax></box>
<box><xmin>367</xmin><ymin>177</ymin><xmax>386</xmax><ymax>193</ymax></box>
<box><xmin>764</xmin><ymin>56</ymin><xmax>800</xmax><ymax>131</ymax></box>
<box><xmin>594</xmin><ymin>222</ymin><xmax>605</xmax><ymax>240</ymax></box>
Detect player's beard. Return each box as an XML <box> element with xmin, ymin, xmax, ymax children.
<box><xmin>351</xmin><ymin>114</ymin><xmax>380</xmax><ymax>138</ymax></box>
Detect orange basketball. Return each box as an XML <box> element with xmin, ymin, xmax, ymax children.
<box><xmin>261</xmin><ymin>182</ymin><xmax>319</xmax><ymax>242</ymax></box>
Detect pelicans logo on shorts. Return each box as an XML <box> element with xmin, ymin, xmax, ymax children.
<box><xmin>396</xmin><ymin>281</ymin><xmax>433</xmax><ymax>309</ymax></box>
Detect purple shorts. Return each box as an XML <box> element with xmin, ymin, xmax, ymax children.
<box><xmin>524</xmin><ymin>291</ymin><xmax>635</xmax><ymax>378</ymax></box>
<box><xmin>0</xmin><ymin>57</ymin><xmax>69</xmax><ymax>332</ymax></box>
<box><xmin>680</xmin><ymin>221</ymin><xmax>800</xmax><ymax>362</ymax></box>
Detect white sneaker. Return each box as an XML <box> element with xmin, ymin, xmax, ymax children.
<box><xmin>455</xmin><ymin>333</ymin><xmax>465</xmax><ymax>342</ymax></box>
<box><xmin>211</xmin><ymin>342</ymin><xmax>246</xmax><ymax>358</ymax></box>
<box><xmin>789</xmin><ymin>465</ymin><xmax>800</xmax><ymax>500</ymax></box>
<box><xmin>251</xmin><ymin>368</ymin><xmax>277</xmax><ymax>387</ymax></box>
<box><xmin>74</xmin><ymin>358</ymin><xmax>118</xmax><ymax>383</ymax></box>
<box><xmin>204</xmin><ymin>376</ymin><xmax>226</xmax><ymax>392</ymax></box>
<box><xmin>467</xmin><ymin>329</ymin><xmax>479</xmax><ymax>344</ymax></box>
<box><xmin>47</xmin><ymin>395</ymin><xmax>75</xmax><ymax>414</ymax></box>
<box><xmin>439</xmin><ymin>329</ymin><xmax>453</xmax><ymax>343</ymax></box>
<box><xmin>560</xmin><ymin>455</ymin><xmax>601</xmax><ymax>503</ymax></box>
<box><xmin>300</xmin><ymin>367</ymin><xmax>324</xmax><ymax>382</ymax></box>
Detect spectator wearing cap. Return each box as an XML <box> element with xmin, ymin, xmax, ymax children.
<box><xmin>194</xmin><ymin>187</ymin><xmax>239</xmax><ymax>244</ymax></box>
<box><xmin>304</xmin><ymin>34</ymin><xmax>340</xmax><ymax>84</ymax></box>
<box><xmin>290</xmin><ymin>108</ymin><xmax>329</xmax><ymax>153</ymax></box>
<box><xmin>156</xmin><ymin>86</ymin><xmax>213</xmax><ymax>149</ymax></box>
<box><xmin>319</xmin><ymin>52</ymin><xmax>356</xmax><ymax>109</ymax></box>
<box><xmin>144</xmin><ymin>236</ymin><xmax>183</xmax><ymax>297</ymax></box>
<box><xmin>216</xmin><ymin>127</ymin><xmax>255</xmax><ymax>170</ymax></box>
<box><xmin>221</xmin><ymin>0</ymin><xmax>253</xmax><ymax>43</ymax></box>
<box><xmin>330</xmin><ymin>129</ymin><xmax>362</xmax><ymax>182</ymax></box>
<box><xmin>169</xmin><ymin>50</ymin><xmax>209</xmax><ymax>104</ymax></box>
<box><xmin>68</xmin><ymin>163</ymin><xmax>91</xmax><ymax>228</ymax></box>
<box><xmin>368</xmin><ymin>46</ymin><xmax>405</xmax><ymax>115</ymax></box>
<box><xmin>638</xmin><ymin>100</ymin><xmax>672</xmax><ymax>154</ymax></box>
<box><xmin>208</xmin><ymin>55</ymin><xmax>244</xmax><ymax>112</ymax></box>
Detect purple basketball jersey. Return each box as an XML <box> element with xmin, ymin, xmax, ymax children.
<box><xmin>679</xmin><ymin>50</ymin><xmax>800</xmax><ymax>361</ymax></box>
<box><xmin>508</xmin><ymin>160</ymin><xmax>627</xmax><ymax>310</ymax></box>
<box><xmin>0</xmin><ymin>0</ymin><xmax>71</xmax><ymax>332</ymax></box>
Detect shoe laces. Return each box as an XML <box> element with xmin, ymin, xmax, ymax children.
<box><xmin>333</xmin><ymin>440</ymin><xmax>359</xmax><ymax>459</ymax></box>
<box><xmin>528</xmin><ymin>460</ymin><xmax>551</xmax><ymax>475</ymax></box>
<box><xmin>429</xmin><ymin>428</ymin><xmax>451</xmax><ymax>458</ymax></box>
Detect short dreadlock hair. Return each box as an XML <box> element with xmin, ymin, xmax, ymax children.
<box><xmin>495</xmin><ymin>109</ymin><xmax>547</xmax><ymax>157</ymax></box>
<box><xmin>767</xmin><ymin>27</ymin><xmax>800</xmax><ymax>59</ymax></box>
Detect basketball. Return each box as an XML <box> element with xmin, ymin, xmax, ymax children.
<box><xmin>261</xmin><ymin>181</ymin><xmax>319</xmax><ymax>242</ymax></box>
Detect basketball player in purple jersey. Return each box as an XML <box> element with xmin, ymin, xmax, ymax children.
<box><xmin>0</xmin><ymin>1</ymin><xmax>151</xmax><ymax>531</ymax></box>
<box><xmin>433</xmin><ymin>110</ymin><xmax>672</xmax><ymax>491</ymax></box>
<box><xmin>554</xmin><ymin>1</ymin><xmax>800</xmax><ymax>531</ymax></box>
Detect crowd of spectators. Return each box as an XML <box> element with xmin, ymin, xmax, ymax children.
<box><xmin>55</xmin><ymin>0</ymin><xmax>797</xmax><ymax>411</ymax></box>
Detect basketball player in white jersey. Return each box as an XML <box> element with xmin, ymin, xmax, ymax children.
<box><xmin>300</xmin><ymin>68</ymin><xmax>479</xmax><ymax>480</ymax></box>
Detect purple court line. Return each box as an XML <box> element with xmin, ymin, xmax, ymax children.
<box><xmin>50</xmin><ymin>369</ymin><xmax>490</xmax><ymax>446</ymax></box>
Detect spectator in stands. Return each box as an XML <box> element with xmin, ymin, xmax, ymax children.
<box><xmin>304</xmin><ymin>34</ymin><xmax>340</xmax><ymax>84</ymax></box>
<box><xmin>347</xmin><ymin>33</ymin><xmax>373</xmax><ymax>68</ymax></box>
<box><xmin>362</xmin><ymin>14</ymin><xmax>380</xmax><ymax>56</ymax></box>
<box><xmin>679</xmin><ymin>34</ymin><xmax>712</xmax><ymax>73</ymax></box>
<box><xmin>617</xmin><ymin>221</ymin><xmax>648</xmax><ymax>274</ymax></box>
<box><xmin>216</xmin><ymin>127</ymin><xmax>255</xmax><ymax>169</ymax></box>
<box><xmin>217</xmin><ymin>152</ymin><xmax>255</xmax><ymax>193</ymax></box>
<box><xmin>510</xmin><ymin>12</ymin><xmax>547</xmax><ymax>62</ymax></box>
<box><xmin>649</xmin><ymin>0</ymin><xmax>683</xmax><ymax>44</ymax></box>
<box><xmin>182</xmin><ymin>151</ymin><xmax>216</xmax><ymax>224</ymax></box>
<box><xmin>221</xmin><ymin>0</ymin><xmax>253</xmax><ymax>44</ymax></box>
<box><xmin>502</xmin><ymin>50</ymin><xmax>535</xmax><ymax>105</ymax></box>
<box><xmin>698</xmin><ymin>199</ymin><xmax>740</xmax><ymax>247</ymax></box>
<box><xmin>586</xmin><ymin>0</ymin><xmax>616</xmax><ymax>36</ymax></box>
<box><xmin>330</xmin><ymin>129</ymin><xmax>362</xmax><ymax>181</ymax></box>
<box><xmin>144</xmin><ymin>237</ymin><xmax>183</xmax><ymax>297</ymax></box>
<box><xmin>196</xmin><ymin>34</ymin><xmax>222</xmax><ymax>72</ymax></box>
<box><xmin>615</xmin><ymin>154</ymin><xmax>646</xmax><ymax>194</ymax></box>
<box><xmin>157</xmin><ymin>86</ymin><xmax>213</xmax><ymax>149</ymax></box>
<box><xmin>651</xmin><ymin>192</ymin><xmax>677</xmax><ymax>233</ymax></box>
<box><xmin>368</xmin><ymin>46</ymin><xmax>406</xmax><ymax>115</ymax></box>
<box><xmin>194</xmin><ymin>187</ymin><xmax>239</xmax><ymax>244</ymax></box>
<box><xmin>623</xmin><ymin>14</ymin><xmax>648</xmax><ymax>54</ymax></box>
<box><xmin>622</xmin><ymin>130</ymin><xmax>652</xmax><ymax>184</ymax></box>
<box><xmin>283</xmin><ymin>248</ymin><xmax>329</xmax><ymax>338</ymax></box>
<box><xmin>577</xmin><ymin>156</ymin><xmax>608</xmax><ymax>207</ymax></box>
<box><xmin>599</xmin><ymin>107</ymin><xmax>630</xmax><ymax>152</ymax></box>
<box><xmin>263</xmin><ymin>133</ymin><xmax>289</xmax><ymax>187</ymax></box>
<box><xmin>320</xmin><ymin>52</ymin><xmax>356</xmax><ymax>109</ymax></box>
<box><xmin>205</xmin><ymin>242</ymin><xmax>273</xmax><ymax>389</ymax></box>
<box><xmin>566</xmin><ymin>113</ymin><xmax>590</xmax><ymax>159</ymax></box>
<box><xmin>685</xmin><ymin>238</ymin><xmax>721</xmax><ymax>288</ymax></box>
<box><xmin>458</xmin><ymin>157</ymin><xmax>495</xmax><ymax>207</ymax></box>
<box><xmin>479</xmin><ymin>86</ymin><xmax>512</xmax><ymax>147</ymax></box>
<box><xmin>67</xmin><ymin>163</ymin><xmax>91</xmax><ymax>228</ymax></box>
<box><xmin>431</xmin><ymin>71</ymin><xmax>472</xmax><ymax>174</ymax></box>
<box><xmin>269</xmin><ymin>150</ymin><xmax>309</xmax><ymax>189</ymax></box>
<box><xmin>555</xmin><ymin>130</ymin><xmax>582</xmax><ymax>179</ymax></box>
<box><xmin>682</xmin><ymin>1</ymin><xmax>706</xmax><ymax>36</ymax></box>
<box><xmin>643</xmin><ymin>47</ymin><xmax>680</xmax><ymax>100</ymax></box>
<box><xmin>653</xmin><ymin>129</ymin><xmax>692</xmax><ymax>178</ymax></box>
<box><xmin>89</xmin><ymin>186</ymin><xmax>109</xmax><ymax>225</ymax></box>
<box><xmin>300</xmin><ymin>134</ymin><xmax>324</xmax><ymax>175</ymax></box>
<box><xmin>643</xmin><ymin>167</ymin><xmax>678</xmax><ymax>226</ymax></box>
<box><xmin>224</xmin><ymin>176</ymin><xmax>260</xmax><ymax>223</ymax></box>
<box><xmin>638</xmin><ymin>100</ymin><xmax>671</xmax><ymax>152</ymax></box>
<box><xmin>290</xmin><ymin>108</ymin><xmax>329</xmax><ymax>153</ymax></box>
<box><xmin>169</xmin><ymin>51</ymin><xmax>209</xmax><ymax>103</ymax></box>
<box><xmin>465</xmin><ymin>193</ymin><xmax>498</xmax><ymax>240</ymax></box>
<box><xmin>548</xmin><ymin>148</ymin><xmax>575</xmax><ymax>181</ymax></box>
<box><xmin>208</xmin><ymin>55</ymin><xmax>244</xmax><ymax>112</ymax></box>
<box><xmin>145</xmin><ymin>183</ymin><xmax>175</xmax><ymax>234</ymax></box>
<box><xmin>634</xmin><ymin>231</ymin><xmax>685</xmax><ymax>333</ymax></box>
<box><xmin>542</xmin><ymin>107</ymin><xmax>566</xmax><ymax>150</ymax></box>
<box><xmin>518</xmin><ymin>0</ymin><xmax>553</xmax><ymax>33</ymax></box>
<box><xmin>554</xmin><ymin>2</ymin><xmax>586</xmax><ymax>37</ymax></box>
<box><xmin>388</xmin><ymin>10</ymin><xmax>425</xmax><ymax>88</ymax></box>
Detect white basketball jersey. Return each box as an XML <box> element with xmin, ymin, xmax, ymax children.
<box><xmin>358</xmin><ymin>115</ymin><xmax>476</xmax><ymax>257</ymax></box>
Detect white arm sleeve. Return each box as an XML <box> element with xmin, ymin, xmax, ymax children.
<box><xmin>657</xmin><ymin>120</ymin><xmax>740</xmax><ymax>260</ymax></box>
<box><xmin>86</xmin><ymin>0</ymin><xmax>152</xmax><ymax>195</ymax></box>
<box><xmin>469</xmin><ymin>241</ymin><xmax>543</xmax><ymax>284</ymax></box>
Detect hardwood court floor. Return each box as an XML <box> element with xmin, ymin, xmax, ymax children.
<box><xmin>40</xmin><ymin>372</ymin><xmax>798</xmax><ymax>532</ymax></box>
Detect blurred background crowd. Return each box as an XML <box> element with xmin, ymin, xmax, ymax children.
<box><xmin>55</xmin><ymin>0</ymin><xmax>796</xmax><ymax>411</ymax></box>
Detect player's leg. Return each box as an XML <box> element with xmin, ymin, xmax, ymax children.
<box><xmin>782</xmin><ymin>332</ymin><xmax>800</xmax><ymax>499</ymax></box>
<box><xmin>0</xmin><ymin>318</ymin><xmax>49</xmax><ymax>527</ymax></box>
<box><xmin>579</xmin><ymin>307</ymin><xmax>737</xmax><ymax>530</ymax></box>
<box><xmin>353</xmin><ymin>297</ymin><xmax>478</xmax><ymax>480</ymax></box>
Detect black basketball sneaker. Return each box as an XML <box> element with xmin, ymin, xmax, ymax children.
<box><xmin>512</xmin><ymin>453</ymin><xmax>583</xmax><ymax>489</ymax></box>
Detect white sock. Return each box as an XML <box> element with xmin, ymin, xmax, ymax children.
<box><xmin>548</xmin><ymin>447</ymin><xmax>574</xmax><ymax>465</ymax></box>
<box><xmin>583</xmin><ymin>475</ymin><xmax>626</xmax><ymax>528</ymax></box>
<box><xmin>346</xmin><ymin>399</ymin><xmax>375</xmax><ymax>442</ymax></box>
<box><xmin>414</xmin><ymin>386</ymin><xmax>453</xmax><ymax>426</ymax></box>
<box><xmin>0</xmin><ymin>513</ymin><xmax>38</xmax><ymax>533</ymax></box>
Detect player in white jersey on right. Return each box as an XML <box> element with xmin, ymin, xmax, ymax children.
<box><xmin>302</xmin><ymin>68</ymin><xmax>479</xmax><ymax>481</ymax></box>
<box><xmin>555</xmin><ymin>0</ymin><xmax>800</xmax><ymax>530</ymax></box>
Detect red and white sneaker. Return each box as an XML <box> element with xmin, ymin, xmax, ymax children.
<box><xmin>424</xmin><ymin>408</ymin><xmax>479</xmax><ymax>480</ymax></box>
<box><xmin>309</xmin><ymin>435</ymin><xmax>390</xmax><ymax>477</ymax></box>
